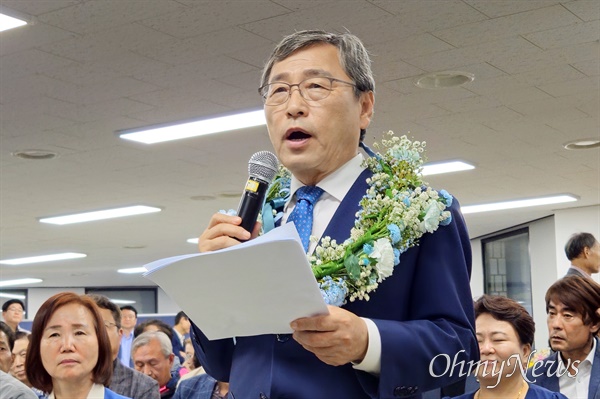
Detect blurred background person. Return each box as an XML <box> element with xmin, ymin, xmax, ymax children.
<box><xmin>528</xmin><ymin>276</ymin><xmax>600</xmax><ymax>399</ymax></box>
<box><xmin>173</xmin><ymin>372</ymin><xmax>228</xmax><ymax>399</ymax></box>
<box><xmin>132</xmin><ymin>331</ymin><xmax>180</xmax><ymax>399</ymax></box>
<box><xmin>134</xmin><ymin>319</ymin><xmax>185</xmax><ymax>375</ymax></box>
<box><xmin>118</xmin><ymin>305</ymin><xmax>137</xmax><ymax>368</ymax></box>
<box><xmin>2</xmin><ymin>299</ymin><xmax>30</xmax><ymax>334</ymax></box>
<box><xmin>10</xmin><ymin>331</ymin><xmax>48</xmax><ymax>398</ymax></box>
<box><xmin>0</xmin><ymin>321</ymin><xmax>14</xmax><ymax>373</ymax></box>
<box><xmin>171</xmin><ymin>312</ymin><xmax>190</xmax><ymax>364</ymax></box>
<box><xmin>86</xmin><ymin>294</ymin><xmax>160</xmax><ymax>399</ymax></box>
<box><xmin>25</xmin><ymin>292</ymin><xmax>132</xmax><ymax>399</ymax></box>
<box><xmin>446</xmin><ymin>295</ymin><xmax>567</xmax><ymax>399</ymax></box>
<box><xmin>564</xmin><ymin>232</ymin><xmax>600</xmax><ymax>278</ymax></box>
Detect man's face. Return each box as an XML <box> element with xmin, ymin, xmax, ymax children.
<box><xmin>2</xmin><ymin>303</ymin><xmax>24</xmax><ymax>327</ymax></box>
<box><xmin>98</xmin><ymin>308</ymin><xmax>122</xmax><ymax>360</ymax></box>
<box><xmin>585</xmin><ymin>241</ymin><xmax>600</xmax><ymax>273</ymax></box>
<box><xmin>133</xmin><ymin>338</ymin><xmax>174</xmax><ymax>387</ymax></box>
<box><xmin>10</xmin><ymin>337</ymin><xmax>29</xmax><ymax>385</ymax></box>
<box><xmin>264</xmin><ymin>43</ymin><xmax>374</xmax><ymax>185</ymax></box>
<box><xmin>547</xmin><ymin>300</ymin><xmax>597</xmax><ymax>358</ymax></box>
<box><xmin>120</xmin><ymin>309</ymin><xmax>137</xmax><ymax>331</ymax></box>
<box><xmin>0</xmin><ymin>331</ymin><xmax>13</xmax><ymax>373</ymax></box>
<box><xmin>180</xmin><ymin>317</ymin><xmax>191</xmax><ymax>334</ymax></box>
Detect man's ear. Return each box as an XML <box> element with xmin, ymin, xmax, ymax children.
<box><xmin>359</xmin><ymin>91</ymin><xmax>374</xmax><ymax>130</ymax></box>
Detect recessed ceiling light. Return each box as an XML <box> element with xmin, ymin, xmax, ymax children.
<box><xmin>118</xmin><ymin>109</ymin><xmax>266</xmax><ymax>144</ymax></box>
<box><xmin>117</xmin><ymin>267</ymin><xmax>147</xmax><ymax>274</ymax></box>
<box><xmin>563</xmin><ymin>138</ymin><xmax>600</xmax><ymax>150</ymax></box>
<box><xmin>39</xmin><ymin>205</ymin><xmax>162</xmax><ymax>225</ymax></box>
<box><xmin>0</xmin><ymin>12</ymin><xmax>27</xmax><ymax>32</ymax></box>
<box><xmin>461</xmin><ymin>194</ymin><xmax>578</xmax><ymax>214</ymax></box>
<box><xmin>12</xmin><ymin>149</ymin><xmax>58</xmax><ymax>160</ymax></box>
<box><xmin>414</xmin><ymin>71</ymin><xmax>475</xmax><ymax>89</ymax></box>
<box><xmin>0</xmin><ymin>253</ymin><xmax>87</xmax><ymax>265</ymax></box>
<box><xmin>422</xmin><ymin>161</ymin><xmax>475</xmax><ymax>176</ymax></box>
<box><xmin>0</xmin><ymin>278</ymin><xmax>43</xmax><ymax>287</ymax></box>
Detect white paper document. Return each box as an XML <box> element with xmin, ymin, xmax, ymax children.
<box><xmin>143</xmin><ymin>223</ymin><xmax>328</xmax><ymax>340</ymax></box>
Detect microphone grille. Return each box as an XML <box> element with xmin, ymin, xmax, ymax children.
<box><xmin>248</xmin><ymin>151</ymin><xmax>279</xmax><ymax>183</ymax></box>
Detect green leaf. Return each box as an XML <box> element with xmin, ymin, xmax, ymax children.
<box><xmin>344</xmin><ymin>254</ymin><xmax>361</xmax><ymax>281</ymax></box>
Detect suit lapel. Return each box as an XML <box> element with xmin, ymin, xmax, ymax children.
<box><xmin>589</xmin><ymin>337</ymin><xmax>600</xmax><ymax>399</ymax></box>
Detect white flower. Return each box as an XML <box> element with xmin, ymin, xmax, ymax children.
<box><xmin>370</xmin><ymin>238</ymin><xmax>395</xmax><ymax>279</ymax></box>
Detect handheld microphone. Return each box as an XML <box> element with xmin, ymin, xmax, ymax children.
<box><xmin>237</xmin><ymin>151</ymin><xmax>279</xmax><ymax>233</ymax></box>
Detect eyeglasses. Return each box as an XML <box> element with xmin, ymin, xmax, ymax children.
<box><xmin>5</xmin><ymin>307</ymin><xmax>24</xmax><ymax>314</ymax></box>
<box><xmin>258</xmin><ymin>77</ymin><xmax>357</xmax><ymax>106</ymax></box>
<box><xmin>104</xmin><ymin>321</ymin><xmax>119</xmax><ymax>329</ymax></box>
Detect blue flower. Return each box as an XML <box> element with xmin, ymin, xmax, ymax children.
<box><xmin>440</xmin><ymin>213</ymin><xmax>452</xmax><ymax>226</ymax></box>
<box><xmin>402</xmin><ymin>197</ymin><xmax>411</xmax><ymax>207</ymax></box>
<box><xmin>363</xmin><ymin>243</ymin><xmax>374</xmax><ymax>255</ymax></box>
<box><xmin>387</xmin><ymin>224</ymin><xmax>401</xmax><ymax>245</ymax></box>
<box><xmin>393</xmin><ymin>248</ymin><xmax>400</xmax><ymax>265</ymax></box>
<box><xmin>319</xmin><ymin>276</ymin><xmax>348</xmax><ymax>307</ymax></box>
<box><xmin>439</xmin><ymin>189</ymin><xmax>453</xmax><ymax>207</ymax></box>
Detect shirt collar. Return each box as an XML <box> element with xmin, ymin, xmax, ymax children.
<box><xmin>558</xmin><ymin>336</ymin><xmax>597</xmax><ymax>370</ymax></box>
<box><xmin>568</xmin><ymin>265</ymin><xmax>592</xmax><ymax>278</ymax></box>
<box><xmin>286</xmin><ymin>153</ymin><xmax>364</xmax><ymax>210</ymax></box>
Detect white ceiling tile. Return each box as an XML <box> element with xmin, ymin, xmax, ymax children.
<box><xmin>435</xmin><ymin>95</ymin><xmax>502</xmax><ymax>113</ymax></box>
<box><xmin>0</xmin><ymin>21</ymin><xmax>76</xmax><ymax>56</ymax></box>
<box><xmin>368</xmin><ymin>34</ymin><xmax>454</xmax><ymax>61</ymax></box>
<box><xmin>562</xmin><ymin>0</ymin><xmax>600</xmax><ymax>22</ymax></box>
<box><xmin>524</xmin><ymin>21</ymin><xmax>600</xmax><ymax>50</ymax></box>
<box><xmin>138</xmin><ymin>0</ymin><xmax>290</xmax><ymax>39</ymax></box>
<box><xmin>1</xmin><ymin>0</ymin><xmax>82</xmax><ymax>16</ymax></box>
<box><xmin>432</xmin><ymin>5</ymin><xmax>580</xmax><ymax>47</ymax></box>
<box><xmin>545</xmin><ymin>116</ymin><xmax>599</xmax><ymax>135</ymax></box>
<box><xmin>571</xmin><ymin>58</ymin><xmax>600</xmax><ymax>77</ymax></box>
<box><xmin>538</xmin><ymin>76</ymin><xmax>600</xmax><ymax>97</ymax></box>
<box><xmin>511</xmin><ymin>64</ymin><xmax>587</xmax><ymax>86</ymax></box>
<box><xmin>1</xmin><ymin>49</ymin><xmax>75</xmax><ymax>79</ymax></box>
<box><xmin>37</xmin><ymin>0</ymin><xmax>187</xmax><ymax>35</ymax></box>
<box><xmin>464</xmin><ymin>0</ymin><xmax>561</xmax><ymax>18</ymax></box>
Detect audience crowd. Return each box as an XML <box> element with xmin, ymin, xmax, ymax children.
<box><xmin>0</xmin><ymin>232</ymin><xmax>598</xmax><ymax>399</ymax></box>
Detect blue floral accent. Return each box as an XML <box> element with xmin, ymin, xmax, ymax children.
<box><xmin>439</xmin><ymin>189</ymin><xmax>453</xmax><ymax>207</ymax></box>
<box><xmin>393</xmin><ymin>248</ymin><xmax>401</xmax><ymax>266</ymax></box>
<box><xmin>363</xmin><ymin>243</ymin><xmax>374</xmax><ymax>255</ymax></box>
<box><xmin>387</xmin><ymin>224</ymin><xmax>401</xmax><ymax>245</ymax></box>
<box><xmin>319</xmin><ymin>276</ymin><xmax>349</xmax><ymax>307</ymax></box>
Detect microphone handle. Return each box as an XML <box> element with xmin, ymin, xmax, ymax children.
<box><xmin>237</xmin><ymin>176</ymin><xmax>269</xmax><ymax>233</ymax></box>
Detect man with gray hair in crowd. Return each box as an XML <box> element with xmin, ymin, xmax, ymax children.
<box><xmin>86</xmin><ymin>294</ymin><xmax>160</xmax><ymax>399</ymax></box>
<box><xmin>565</xmin><ymin>232</ymin><xmax>600</xmax><ymax>278</ymax></box>
<box><xmin>132</xmin><ymin>331</ymin><xmax>181</xmax><ymax>399</ymax></box>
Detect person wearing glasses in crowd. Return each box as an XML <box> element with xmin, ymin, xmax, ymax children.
<box><xmin>191</xmin><ymin>29</ymin><xmax>477</xmax><ymax>399</ymax></box>
<box><xmin>25</xmin><ymin>292</ymin><xmax>132</xmax><ymax>399</ymax></box>
<box><xmin>118</xmin><ymin>305</ymin><xmax>138</xmax><ymax>368</ymax></box>
<box><xmin>2</xmin><ymin>299</ymin><xmax>30</xmax><ymax>334</ymax></box>
<box><xmin>86</xmin><ymin>294</ymin><xmax>160</xmax><ymax>399</ymax></box>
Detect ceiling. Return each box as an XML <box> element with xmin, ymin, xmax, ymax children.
<box><xmin>0</xmin><ymin>0</ymin><xmax>598</xmax><ymax>289</ymax></box>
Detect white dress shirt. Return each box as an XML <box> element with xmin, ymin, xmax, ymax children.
<box><xmin>558</xmin><ymin>337</ymin><xmax>596</xmax><ymax>399</ymax></box>
<box><xmin>284</xmin><ymin>153</ymin><xmax>382</xmax><ymax>375</ymax></box>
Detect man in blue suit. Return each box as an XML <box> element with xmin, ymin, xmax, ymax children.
<box><xmin>191</xmin><ymin>30</ymin><xmax>478</xmax><ymax>399</ymax></box>
<box><xmin>527</xmin><ymin>276</ymin><xmax>600</xmax><ymax>399</ymax></box>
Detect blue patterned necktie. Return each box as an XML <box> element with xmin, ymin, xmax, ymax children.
<box><xmin>287</xmin><ymin>185</ymin><xmax>324</xmax><ymax>252</ymax></box>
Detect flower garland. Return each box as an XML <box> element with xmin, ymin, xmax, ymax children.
<box><xmin>262</xmin><ymin>131</ymin><xmax>453</xmax><ymax>306</ymax></box>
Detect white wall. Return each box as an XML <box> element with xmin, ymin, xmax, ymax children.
<box><xmin>469</xmin><ymin>204</ymin><xmax>600</xmax><ymax>350</ymax></box>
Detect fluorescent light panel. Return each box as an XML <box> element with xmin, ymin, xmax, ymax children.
<box><xmin>119</xmin><ymin>110</ymin><xmax>266</xmax><ymax>144</ymax></box>
<box><xmin>39</xmin><ymin>205</ymin><xmax>161</xmax><ymax>225</ymax></box>
<box><xmin>0</xmin><ymin>253</ymin><xmax>86</xmax><ymax>265</ymax></box>
<box><xmin>422</xmin><ymin>161</ymin><xmax>474</xmax><ymax>176</ymax></box>
<box><xmin>117</xmin><ymin>267</ymin><xmax>147</xmax><ymax>274</ymax></box>
<box><xmin>187</xmin><ymin>238</ymin><xmax>199</xmax><ymax>244</ymax></box>
<box><xmin>0</xmin><ymin>278</ymin><xmax>43</xmax><ymax>287</ymax></box>
<box><xmin>109</xmin><ymin>298</ymin><xmax>136</xmax><ymax>304</ymax></box>
<box><xmin>461</xmin><ymin>194</ymin><xmax>578</xmax><ymax>214</ymax></box>
<box><xmin>0</xmin><ymin>12</ymin><xmax>27</xmax><ymax>32</ymax></box>
<box><xmin>0</xmin><ymin>293</ymin><xmax>27</xmax><ymax>299</ymax></box>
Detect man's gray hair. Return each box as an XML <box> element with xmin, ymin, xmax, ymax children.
<box><xmin>131</xmin><ymin>330</ymin><xmax>172</xmax><ymax>358</ymax></box>
<box><xmin>260</xmin><ymin>29</ymin><xmax>375</xmax><ymax>98</ymax></box>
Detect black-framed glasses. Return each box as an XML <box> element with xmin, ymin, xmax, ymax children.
<box><xmin>258</xmin><ymin>77</ymin><xmax>357</xmax><ymax>106</ymax></box>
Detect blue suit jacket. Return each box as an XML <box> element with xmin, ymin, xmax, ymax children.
<box><xmin>191</xmin><ymin>169</ymin><xmax>478</xmax><ymax>399</ymax></box>
<box><xmin>172</xmin><ymin>374</ymin><xmax>218</xmax><ymax>399</ymax></box>
<box><xmin>527</xmin><ymin>337</ymin><xmax>600</xmax><ymax>399</ymax></box>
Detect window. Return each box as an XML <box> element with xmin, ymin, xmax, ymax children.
<box><xmin>85</xmin><ymin>287</ymin><xmax>157</xmax><ymax>313</ymax></box>
<box><xmin>482</xmin><ymin>228</ymin><xmax>533</xmax><ymax>316</ymax></box>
